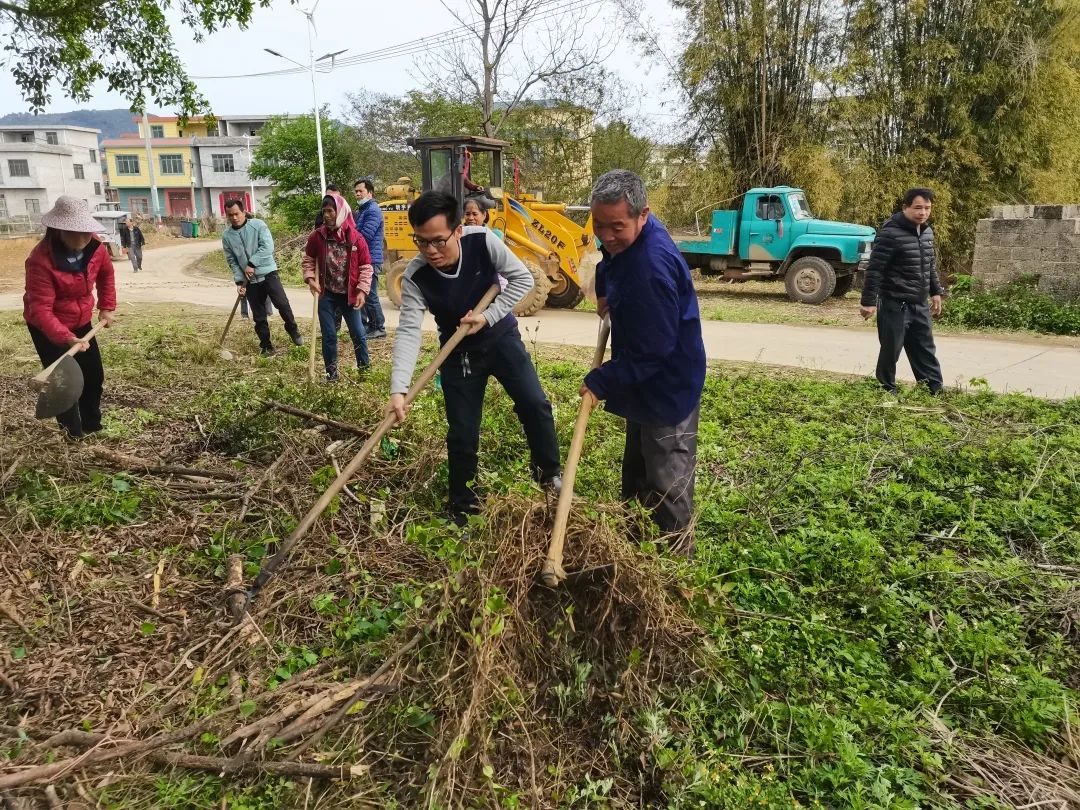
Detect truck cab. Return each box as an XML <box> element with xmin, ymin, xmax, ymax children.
<box><xmin>676</xmin><ymin>187</ymin><xmax>875</xmax><ymax>304</ymax></box>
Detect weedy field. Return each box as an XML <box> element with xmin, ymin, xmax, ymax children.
<box><xmin>0</xmin><ymin>305</ymin><xmax>1078</xmax><ymax>809</ymax></box>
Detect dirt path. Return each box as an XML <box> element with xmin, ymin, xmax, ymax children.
<box><xmin>1</xmin><ymin>240</ymin><xmax>1077</xmax><ymax>398</ymax></box>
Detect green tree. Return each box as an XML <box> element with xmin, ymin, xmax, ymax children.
<box><xmin>833</xmin><ymin>0</ymin><xmax>1065</xmax><ymax>270</ymax></box>
<box><xmin>673</xmin><ymin>0</ymin><xmax>836</xmax><ymax>189</ymax></box>
<box><xmin>249</xmin><ymin>113</ymin><xmax>368</xmax><ymax>231</ymax></box>
<box><xmin>0</xmin><ymin>0</ymin><xmax>270</xmax><ymax>116</ymax></box>
<box><xmin>592</xmin><ymin>121</ymin><xmax>654</xmax><ymax>180</ymax></box>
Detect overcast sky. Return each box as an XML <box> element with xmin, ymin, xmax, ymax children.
<box><xmin>0</xmin><ymin>0</ymin><xmax>687</xmax><ymax>133</ymax></box>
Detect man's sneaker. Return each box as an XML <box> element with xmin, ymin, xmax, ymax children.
<box><xmin>290</xmin><ymin>332</ymin><xmax>305</xmax><ymax>347</ymax></box>
<box><xmin>368</xmin><ymin>329</ymin><xmax>387</xmax><ymax>340</ymax></box>
<box><xmin>541</xmin><ymin>475</ymin><xmax>563</xmax><ymax>496</ymax></box>
<box><xmin>260</xmin><ymin>347</ymin><xmax>277</xmax><ymax>357</ymax></box>
<box><xmin>326</xmin><ymin>371</ymin><xmax>340</xmax><ymax>383</ymax></box>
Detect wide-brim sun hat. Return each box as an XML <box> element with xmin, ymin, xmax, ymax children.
<box><xmin>40</xmin><ymin>195</ymin><xmax>105</xmax><ymax>234</ymax></box>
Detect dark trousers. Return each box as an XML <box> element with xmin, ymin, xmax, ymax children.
<box><xmin>318</xmin><ymin>291</ymin><xmax>369</xmax><ymax>376</ymax></box>
<box><xmin>362</xmin><ymin>263</ymin><xmax>386</xmax><ymax>333</ymax></box>
<box><xmin>875</xmin><ymin>297</ymin><xmax>943</xmax><ymax>393</ymax></box>
<box><xmin>240</xmin><ymin>295</ymin><xmax>273</xmax><ymax>319</ymax></box>
<box><xmin>246</xmin><ymin>272</ymin><xmax>299</xmax><ymax>351</ymax></box>
<box><xmin>28</xmin><ymin>322</ymin><xmax>104</xmax><ymax>438</ymax></box>
<box><xmin>439</xmin><ymin>332</ymin><xmax>561</xmax><ymax>515</ymax></box>
<box><xmin>129</xmin><ymin>244</ymin><xmax>143</xmax><ymax>272</ymax></box>
<box><xmin>622</xmin><ymin>405</ymin><xmax>699</xmax><ymax>553</ymax></box>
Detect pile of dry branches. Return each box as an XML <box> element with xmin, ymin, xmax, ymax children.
<box><xmin>0</xmin><ymin>374</ymin><xmax>705</xmax><ymax>807</ymax></box>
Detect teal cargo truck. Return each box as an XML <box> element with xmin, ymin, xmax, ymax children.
<box><xmin>675</xmin><ymin>187</ymin><xmax>876</xmax><ymax>304</ymax></box>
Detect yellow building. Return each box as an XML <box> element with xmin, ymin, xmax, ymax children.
<box><xmin>103</xmin><ymin>115</ymin><xmax>208</xmax><ymax>216</ymax></box>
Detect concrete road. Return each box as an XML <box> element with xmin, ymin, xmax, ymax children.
<box><xmin>2</xmin><ymin>240</ymin><xmax>1076</xmax><ymax>399</ymax></box>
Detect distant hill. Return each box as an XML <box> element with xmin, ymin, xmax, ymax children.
<box><xmin>0</xmin><ymin>108</ymin><xmax>135</xmax><ymax>141</ymax></box>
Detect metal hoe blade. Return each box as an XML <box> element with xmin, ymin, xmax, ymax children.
<box><xmin>35</xmin><ymin>355</ymin><xmax>85</xmax><ymax>419</ymax></box>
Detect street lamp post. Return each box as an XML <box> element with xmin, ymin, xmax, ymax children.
<box><xmin>265</xmin><ymin>9</ymin><xmax>345</xmax><ymax>196</ymax></box>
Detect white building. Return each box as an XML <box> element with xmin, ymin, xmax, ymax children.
<box><xmin>191</xmin><ymin>115</ymin><xmax>274</xmax><ymax>217</ymax></box>
<box><xmin>0</xmin><ymin>125</ymin><xmax>105</xmax><ymax>221</ymax></box>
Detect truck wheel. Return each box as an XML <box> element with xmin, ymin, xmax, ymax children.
<box><xmin>784</xmin><ymin>257</ymin><xmax>836</xmax><ymax>304</ymax></box>
<box><xmin>832</xmin><ymin>274</ymin><xmax>855</xmax><ymax>298</ymax></box>
<box><xmin>513</xmin><ymin>260</ymin><xmax>552</xmax><ymax>317</ymax></box>
<box><xmin>545</xmin><ymin>269</ymin><xmax>584</xmax><ymax>309</ymax></box>
<box><xmin>385</xmin><ymin>259</ymin><xmax>409</xmax><ymax>309</ymax></box>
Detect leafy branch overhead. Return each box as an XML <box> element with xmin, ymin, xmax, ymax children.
<box><xmin>0</xmin><ymin>0</ymin><xmax>273</xmax><ymax>115</ymax></box>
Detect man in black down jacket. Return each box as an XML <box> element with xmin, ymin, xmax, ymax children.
<box><xmin>860</xmin><ymin>187</ymin><xmax>944</xmax><ymax>394</ymax></box>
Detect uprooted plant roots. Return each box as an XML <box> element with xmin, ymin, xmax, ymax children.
<box><xmin>0</xmin><ymin>375</ymin><xmax>706</xmax><ymax>807</ymax></box>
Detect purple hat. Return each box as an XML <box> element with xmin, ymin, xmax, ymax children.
<box><xmin>40</xmin><ymin>196</ymin><xmax>105</xmax><ymax>234</ymax></box>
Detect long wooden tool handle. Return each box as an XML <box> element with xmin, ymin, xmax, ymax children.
<box><xmin>307</xmin><ymin>292</ymin><xmax>319</xmax><ymax>380</ymax></box>
<box><xmin>249</xmin><ymin>283</ymin><xmax>502</xmax><ymax>601</ymax></box>
<box><xmin>541</xmin><ymin>316</ymin><xmax>610</xmax><ymax>587</ymax></box>
<box><xmin>31</xmin><ymin>321</ymin><xmax>107</xmax><ymax>386</ymax></box>
<box><xmin>218</xmin><ymin>293</ymin><xmax>243</xmax><ymax>349</ymax></box>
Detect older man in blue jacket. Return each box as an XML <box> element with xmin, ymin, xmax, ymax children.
<box><xmin>581</xmin><ymin>170</ymin><xmax>706</xmax><ymax>554</ymax></box>
<box><xmin>354</xmin><ymin>178</ymin><xmax>386</xmax><ymax>339</ymax></box>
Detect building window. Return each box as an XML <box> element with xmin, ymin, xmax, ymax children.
<box><xmin>115</xmin><ymin>154</ymin><xmax>139</xmax><ymax>175</ymax></box>
<box><xmin>150</xmin><ymin>125</ymin><xmax>165</xmax><ymax>139</ymax></box>
<box><xmin>18</xmin><ymin>132</ymin><xmax>31</xmax><ymax>143</ymax></box>
<box><xmin>94</xmin><ymin>182</ymin><xmax>102</xmax><ymax>195</ymax></box>
<box><xmin>0</xmin><ymin>195</ymin><xmax>7</xmax><ymax>218</ymax></box>
<box><xmin>74</xmin><ymin>164</ymin><xmax>85</xmax><ymax>180</ymax></box>
<box><xmin>89</xmin><ymin>149</ymin><xmax>97</xmax><ymax>163</ymax></box>
<box><xmin>7</xmin><ymin>159</ymin><xmax>29</xmax><ymax>177</ymax></box>
<box><xmin>25</xmin><ymin>198</ymin><xmax>40</xmax><ymax>214</ymax></box>
<box><xmin>45</xmin><ymin>131</ymin><xmax>58</xmax><ymax>145</ymax></box>
<box><xmin>249</xmin><ymin>128</ymin><xmax>258</xmax><ymax>136</ymax></box>
<box><xmin>211</xmin><ymin>154</ymin><xmax>235</xmax><ymax>173</ymax></box>
<box><xmin>129</xmin><ymin>197</ymin><xmax>150</xmax><ymax>214</ymax></box>
<box><xmin>159</xmin><ymin>154</ymin><xmax>184</xmax><ymax>175</ymax></box>
<box><xmin>206</xmin><ymin>125</ymin><xmax>219</xmax><ymax>137</ymax></box>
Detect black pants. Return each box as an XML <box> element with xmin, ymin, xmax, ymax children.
<box><xmin>875</xmin><ymin>297</ymin><xmax>943</xmax><ymax>393</ymax></box>
<box><xmin>622</xmin><ymin>406</ymin><xmax>699</xmax><ymax>552</ymax></box>
<box><xmin>440</xmin><ymin>331</ymin><xmax>561</xmax><ymax>516</ymax></box>
<box><xmin>245</xmin><ymin>272</ymin><xmax>300</xmax><ymax>351</ymax></box>
<box><xmin>240</xmin><ymin>295</ymin><xmax>272</xmax><ymax>319</ymax></box>
<box><xmin>29</xmin><ymin>322</ymin><xmax>103</xmax><ymax>438</ymax></box>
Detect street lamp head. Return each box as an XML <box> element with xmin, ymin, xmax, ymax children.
<box><xmin>317</xmin><ymin>48</ymin><xmax>348</xmax><ymax>63</ymax></box>
<box><xmin>264</xmin><ymin>48</ymin><xmax>283</xmax><ymax>57</ymax></box>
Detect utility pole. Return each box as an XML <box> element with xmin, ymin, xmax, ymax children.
<box><xmin>246</xmin><ymin>134</ymin><xmax>257</xmax><ymax>213</ymax></box>
<box><xmin>306</xmin><ymin>12</ymin><xmax>326</xmax><ymax>193</ymax></box>
<box><xmin>141</xmin><ymin>99</ymin><xmax>161</xmax><ymax>222</ymax></box>
<box><xmin>264</xmin><ymin>3</ymin><xmax>343</xmax><ymax>198</ymax></box>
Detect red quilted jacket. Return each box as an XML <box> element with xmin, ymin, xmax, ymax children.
<box><xmin>23</xmin><ymin>237</ymin><xmax>116</xmax><ymax>347</ymax></box>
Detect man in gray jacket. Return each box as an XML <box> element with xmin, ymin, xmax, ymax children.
<box><xmin>223</xmin><ymin>199</ymin><xmax>303</xmax><ymax>356</ymax></box>
<box><xmin>385</xmin><ymin>191</ymin><xmax>561</xmax><ymax>524</ymax></box>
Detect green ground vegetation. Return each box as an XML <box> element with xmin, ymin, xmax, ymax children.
<box><xmin>2</xmin><ymin>306</ymin><xmax>1077</xmax><ymax>807</ymax></box>
<box><xmin>941</xmin><ymin>275</ymin><xmax>1080</xmax><ymax>336</ymax></box>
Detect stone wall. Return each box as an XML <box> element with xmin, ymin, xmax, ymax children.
<box><xmin>972</xmin><ymin>204</ymin><xmax>1080</xmax><ymax>300</ymax></box>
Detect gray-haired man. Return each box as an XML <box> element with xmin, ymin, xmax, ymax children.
<box><xmin>581</xmin><ymin>170</ymin><xmax>706</xmax><ymax>553</ymax></box>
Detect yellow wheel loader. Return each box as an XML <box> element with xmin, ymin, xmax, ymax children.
<box><xmin>380</xmin><ymin>135</ymin><xmax>597</xmax><ymax>314</ymax></box>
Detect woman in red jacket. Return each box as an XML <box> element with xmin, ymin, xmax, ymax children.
<box><xmin>23</xmin><ymin>196</ymin><xmax>116</xmax><ymax>438</ymax></box>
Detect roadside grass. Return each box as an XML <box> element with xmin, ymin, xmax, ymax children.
<box><xmin>697</xmin><ymin>276</ymin><xmax>1080</xmax><ymax>345</ymax></box>
<box><xmin>1</xmin><ymin>305</ymin><xmax>1078</xmax><ymax>807</ymax></box>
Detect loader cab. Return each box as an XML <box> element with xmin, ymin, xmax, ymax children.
<box><xmin>406</xmin><ymin>135</ymin><xmax>508</xmax><ymax>204</ymax></box>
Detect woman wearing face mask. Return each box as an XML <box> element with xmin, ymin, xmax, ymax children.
<box><xmin>23</xmin><ymin>196</ymin><xmax>117</xmax><ymax>438</ymax></box>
